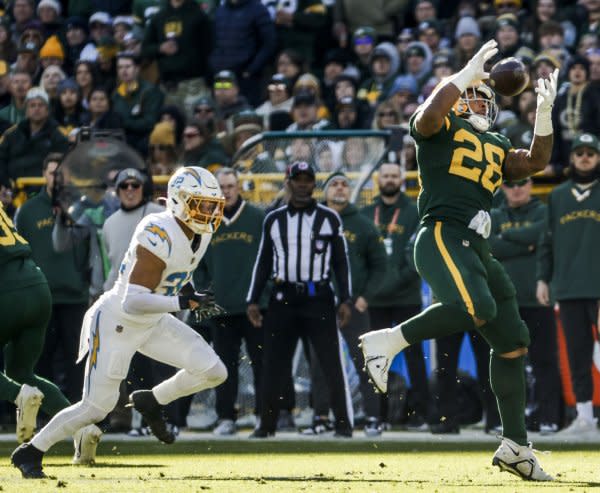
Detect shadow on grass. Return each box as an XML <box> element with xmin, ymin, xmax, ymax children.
<box><xmin>49</xmin><ymin>462</ymin><xmax>165</xmax><ymax>468</ymax></box>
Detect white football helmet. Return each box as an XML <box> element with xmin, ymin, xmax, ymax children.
<box><xmin>167</xmin><ymin>167</ymin><xmax>225</xmax><ymax>235</ymax></box>
<box><xmin>455</xmin><ymin>81</ymin><xmax>498</xmax><ymax>132</ymax></box>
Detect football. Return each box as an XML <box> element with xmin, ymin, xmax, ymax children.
<box><xmin>488</xmin><ymin>57</ymin><xmax>530</xmax><ymax>97</ymax></box>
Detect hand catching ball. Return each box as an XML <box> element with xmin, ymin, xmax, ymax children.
<box><xmin>488</xmin><ymin>57</ymin><xmax>530</xmax><ymax>97</ymax></box>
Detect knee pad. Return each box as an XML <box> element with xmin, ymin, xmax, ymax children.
<box><xmin>473</xmin><ymin>295</ymin><xmax>497</xmax><ymax>322</ymax></box>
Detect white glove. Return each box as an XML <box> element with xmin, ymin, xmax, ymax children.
<box><xmin>534</xmin><ymin>68</ymin><xmax>558</xmax><ymax>136</ymax></box>
<box><xmin>452</xmin><ymin>39</ymin><xmax>499</xmax><ymax>93</ymax></box>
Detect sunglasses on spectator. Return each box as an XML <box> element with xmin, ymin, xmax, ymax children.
<box><xmin>214</xmin><ymin>81</ymin><xmax>234</xmax><ymax>90</ymax></box>
<box><xmin>118</xmin><ymin>181</ymin><xmax>141</xmax><ymax>190</ymax></box>
<box><xmin>194</xmin><ymin>106</ymin><xmax>214</xmax><ymax>114</ymax></box>
<box><xmin>377</xmin><ymin>111</ymin><xmax>397</xmax><ymax>118</ymax></box>
<box><xmin>183</xmin><ymin>131</ymin><xmax>201</xmax><ymax>139</ymax></box>
<box><xmin>575</xmin><ymin>149</ymin><xmax>597</xmax><ymax>157</ymax></box>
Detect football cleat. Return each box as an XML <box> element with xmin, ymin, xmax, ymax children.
<box><xmin>128</xmin><ymin>390</ymin><xmax>176</xmax><ymax>444</ymax></box>
<box><xmin>73</xmin><ymin>424</ymin><xmax>103</xmax><ymax>465</ymax></box>
<box><xmin>15</xmin><ymin>384</ymin><xmax>44</xmax><ymax>443</ymax></box>
<box><xmin>492</xmin><ymin>437</ymin><xmax>553</xmax><ymax>481</ymax></box>
<box><xmin>359</xmin><ymin>330</ymin><xmax>395</xmax><ymax>393</ymax></box>
<box><xmin>11</xmin><ymin>442</ymin><xmax>46</xmax><ymax>479</ymax></box>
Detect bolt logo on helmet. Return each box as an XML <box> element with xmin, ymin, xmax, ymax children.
<box><xmin>454</xmin><ymin>81</ymin><xmax>498</xmax><ymax>133</ymax></box>
<box><xmin>167</xmin><ymin>166</ymin><xmax>225</xmax><ymax>235</ymax></box>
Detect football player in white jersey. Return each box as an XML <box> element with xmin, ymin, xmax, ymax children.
<box><xmin>11</xmin><ymin>167</ymin><xmax>228</xmax><ymax>479</ymax></box>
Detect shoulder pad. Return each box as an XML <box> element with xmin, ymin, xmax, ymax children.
<box><xmin>137</xmin><ymin>220</ymin><xmax>173</xmax><ymax>260</ymax></box>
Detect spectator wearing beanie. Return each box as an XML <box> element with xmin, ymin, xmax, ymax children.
<box><xmin>292</xmin><ymin>73</ymin><xmax>330</xmax><ymax>121</ymax></box>
<box><xmin>62</xmin><ymin>17</ymin><xmax>91</xmax><ymax>70</ymax></box>
<box><xmin>39</xmin><ymin>35</ymin><xmax>65</xmax><ymax>70</ymax></box>
<box><xmin>148</xmin><ymin>121</ymin><xmax>179</xmax><ymax>176</ymax></box>
<box><xmin>0</xmin><ymin>87</ymin><xmax>68</xmax><ymax>185</ymax></box>
<box><xmin>54</xmin><ymin>78</ymin><xmax>86</xmax><ymax>136</ymax></box>
<box><xmin>453</xmin><ymin>16</ymin><xmax>481</xmax><ymax>69</ymax></box>
<box><xmin>37</xmin><ymin>0</ymin><xmax>63</xmax><ymax>39</ymax></box>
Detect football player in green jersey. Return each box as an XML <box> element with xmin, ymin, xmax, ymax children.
<box><xmin>360</xmin><ymin>39</ymin><xmax>558</xmax><ymax>481</ymax></box>
<box><xmin>0</xmin><ymin>202</ymin><xmax>101</xmax><ymax>468</ymax></box>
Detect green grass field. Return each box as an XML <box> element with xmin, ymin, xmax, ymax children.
<box><xmin>1</xmin><ymin>439</ymin><xmax>599</xmax><ymax>492</ymax></box>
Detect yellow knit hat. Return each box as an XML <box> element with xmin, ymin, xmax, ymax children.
<box><xmin>40</xmin><ymin>35</ymin><xmax>64</xmax><ymax>60</ymax></box>
<box><xmin>150</xmin><ymin>121</ymin><xmax>175</xmax><ymax>147</ymax></box>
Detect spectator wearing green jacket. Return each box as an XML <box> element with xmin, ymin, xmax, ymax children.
<box><xmin>537</xmin><ymin>133</ymin><xmax>600</xmax><ymax>436</ymax></box>
<box><xmin>0</xmin><ymin>70</ymin><xmax>32</xmax><ymax>126</ymax></box>
<box><xmin>304</xmin><ymin>171</ymin><xmax>387</xmax><ymax>436</ymax></box>
<box><xmin>112</xmin><ymin>52</ymin><xmax>164</xmax><ymax>154</ymax></box>
<box><xmin>0</xmin><ymin>87</ymin><xmax>68</xmax><ymax>187</ymax></box>
<box><xmin>14</xmin><ymin>153</ymin><xmax>88</xmax><ymax>403</ymax></box>
<box><xmin>360</xmin><ymin>162</ymin><xmax>429</xmax><ymax>430</ymax></box>
<box><xmin>194</xmin><ymin>168</ymin><xmax>266</xmax><ymax>436</ymax></box>
<box><xmin>490</xmin><ymin>178</ymin><xmax>561</xmax><ymax>434</ymax></box>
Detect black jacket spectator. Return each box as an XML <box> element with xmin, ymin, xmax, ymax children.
<box><xmin>142</xmin><ymin>0</ymin><xmax>212</xmax><ymax>84</ymax></box>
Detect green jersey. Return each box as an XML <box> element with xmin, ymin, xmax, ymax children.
<box><xmin>409</xmin><ymin>110</ymin><xmax>513</xmax><ymax>227</ymax></box>
<box><xmin>0</xmin><ymin>204</ymin><xmax>46</xmax><ymax>290</ymax></box>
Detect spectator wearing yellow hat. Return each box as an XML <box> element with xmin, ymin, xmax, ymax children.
<box><xmin>148</xmin><ymin>121</ymin><xmax>179</xmax><ymax>176</ymax></box>
<box><xmin>39</xmin><ymin>35</ymin><xmax>65</xmax><ymax>70</ymax></box>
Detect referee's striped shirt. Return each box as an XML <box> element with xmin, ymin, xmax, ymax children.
<box><xmin>246</xmin><ymin>200</ymin><xmax>352</xmax><ymax>304</ymax></box>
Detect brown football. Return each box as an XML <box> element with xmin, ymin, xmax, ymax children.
<box><xmin>488</xmin><ymin>57</ymin><xmax>530</xmax><ymax>97</ymax></box>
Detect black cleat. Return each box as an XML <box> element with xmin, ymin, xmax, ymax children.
<box><xmin>11</xmin><ymin>443</ymin><xmax>47</xmax><ymax>479</ymax></box>
<box><xmin>128</xmin><ymin>390</ymin><xmax>176</xmax><ymax>444</ymax></box>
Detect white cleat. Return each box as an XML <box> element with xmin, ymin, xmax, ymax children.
<box><xmin>492</xmin><ymin>437</ymin><xmax>554</xmax><ymax>481</ymax></box>
<box><xmin>358</xmin><ymin>330</ymin><xmax>395</xmax><ymax>394</ymax></box>
<box><xmin>73</xmin><ymin>424</ymin><xmax>103</xmax><ymax>465</ymax></box>
<box><xmin>558</xmin><ymin>416</ymin><xmax>598</xmax><ymax>436</ymax></box>
<box><xmin>15</xmin><ymin>384</ymin><xmax>44</xmax><ymax>443</ymax></box>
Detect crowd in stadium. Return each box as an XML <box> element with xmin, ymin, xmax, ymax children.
<box><xmin>0</xmin><ymin>0</ymin><xmax>598</xmax><ymax>440</ymax></box>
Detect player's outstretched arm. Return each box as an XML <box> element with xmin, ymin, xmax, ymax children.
<box><xmin>504</xmin><ymin>69</ymin><xmax>558</xmax><ymax>181</ymax></box>
<box><xmin>414</xmin><ymin>40</ymin><xmax>498</xmax><ymax>137</ymax></box>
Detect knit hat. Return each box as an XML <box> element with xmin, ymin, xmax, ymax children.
<box><xmin>149</xmin><ymin>121</ymin><xmax>175</xmax><ymax>147</ymax></box>
<box><xmin>534</xmin><ymin>51</ymin><xmax>561</xmax><ymax>69</ymax></box>
<box><xmin>25</xmin><ymin>87</ymin><xmax>49</xmax><ymax>105</ymax></box>
<box><xmin>40</xmin><ymin>35</ymin><xmax>64</xmax><ymax>60</ymax></box>
<box><xmin>233</xmin><ymin>110</ymin><xmax>263</xmax><ymax>135</ymax></box>
<box><xmin>57</xmin><ymin>78</ymin><xmax>79</xmax><ymax>95</ymax></box>
<box><xmin>496</xmin><ymin>14</ymin><xmax>519</xmax><ymax>32</ymax></box>
<box><xmin>89</xmin><ymin>12</ymin><xmax>112</xmax><ymax>26</ymax></box>
<box><xmin>455</xmin><ymin>16</ymin><xmax>480</xmax><ymax>39</ymax></box>
<box><xmin>353</xmin><ymin>26</ymin><xmax>376</xmax><ymax>45</ymax></box>
<box><xmin>37</xmin><ymin>0</ymin><xmax>61</xmax><ymax>16</ymax></box>
<box><xmin>389</xmin><ymin>75</ymin><xmax>418</xmax><ymax>97</ymax></box>
<box><xmin>115</xmin><ymin>168</ymin><xmax>146</xmax><ymax>187</ymax></box>
<box><xmin>323</xmin><ymin>171</ymin><xmax>350</xmax><ymax>194</ymax></box>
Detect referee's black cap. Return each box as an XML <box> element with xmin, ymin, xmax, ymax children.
<box><xmin>287</xmin><ymin>161</ymin><xmax>315</xmax><ymax>179</ymax></box>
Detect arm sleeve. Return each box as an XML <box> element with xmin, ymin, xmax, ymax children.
<box><xmin>122</xmin><ymin>283</ymin><xmax>181</xmax><ymax>315</ymax></box>
<box><xmin>246</xmin><ymin>215</ymin><xmax>275</xmax><ymax>304</ymax></box>
<box><xmin>330</xmin><ymin>214</ymin><xmax>352</xmax><ymax>302</ymax></box>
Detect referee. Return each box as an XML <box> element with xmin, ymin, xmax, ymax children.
<box><xmin>247</xmin><ymin>161</ymin><xmax>353</xmax><ymax>438</ymax></box>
